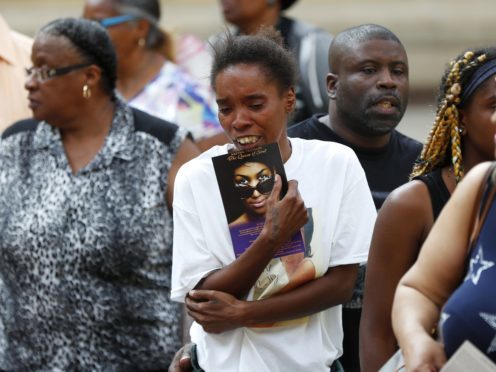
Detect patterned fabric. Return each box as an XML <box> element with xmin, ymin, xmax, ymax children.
<box><xmin>0</xmin><ymin>99</ymin><xmax>187</xmax><ymax>370</ymax></box>
<box><xmin>129</xmin><ymin>61</ymin><xmax>221</xmax><ymax>142</ymax></box>
<box><xmin>175</xmin><ymin>33</ymin><xmax>212</xmax><ymax>84</ymax></box>
<box><xmin>440</xmin><ymin>184</ymin><xmax>496</xmax><ymax>363</ymax></box>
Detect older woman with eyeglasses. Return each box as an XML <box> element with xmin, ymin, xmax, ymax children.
<box><xmin>83</xmin><ymin>0</ymin><xmax>228</xmax><ymax>151</ymax></box>
<box><xmin>0</xmin><ymin>17</ymin><xmax>199</xmax><ymax>369</ymax></box>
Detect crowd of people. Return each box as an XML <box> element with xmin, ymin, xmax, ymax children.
<box><xmin>0</xmin><ymin>0</ymin><xmax>495</xmax><ymax>370</ymax></box>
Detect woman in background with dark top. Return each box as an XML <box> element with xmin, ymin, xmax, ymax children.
<box><xmin>360</xmin><ymin>47</ymin><xmax>496</xmax><ymax>372</ymax></box>
<box><xmin>0</xmin><ymin>17</ymin><xmax>198</xmax><ymax>369</ymax></box>
<box><xmin>83</xmin><ymin>0</ymin><xmax>227</xmax><ymax>150</ymax></box>
<box><xmin>213</xmin><ymin>0</ymin><xmax>332</xmax><ymax>125</ymax></box>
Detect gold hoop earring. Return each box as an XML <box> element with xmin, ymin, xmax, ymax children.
<box><xmin>138</xmin><ymin>37</ymin><xmax>146</xmax><ymax>47</ymax></box>
<box><xmin>83</xmin><ymin>84</ymin><xmax>91</xmax><ymax>99</ymax></box>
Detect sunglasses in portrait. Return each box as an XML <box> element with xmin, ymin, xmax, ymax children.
<box><xmin>97</xmin><ymin>14</ymin><xmax>138</xmax><ymax>28</ymax></box>
<box><xmin>25</xmin><ymin>63</ymin><xmax>91</xmax><ymax>83</ymax></box>
<box><xmin>234</xmin><ymin>176</ymin><xmax>275</xmax><ymax>199</ymax></box>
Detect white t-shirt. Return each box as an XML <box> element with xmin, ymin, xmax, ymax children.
<box><xmin>171</xmin><ymin>138</ymin><xmax>376</xmax><ymax>371</ymax></box>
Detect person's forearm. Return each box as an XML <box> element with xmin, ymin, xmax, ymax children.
<box><xmin>360</xmin><ymin>329</ymin><xmax>397</xmax><ymax>372</ymax></box>
<box><xmin>195</xmin><ymin>231</ymin><xmax>284</xmax><ymax>299</ymax></box>
<box><xmin>239</xmin><ymin>264</ymin><xmax>358</xmax><ymax>325</ymax></box>
<box><xmin>392</xmin><ymin>285</ymin><xmax>440</xmax><ymax>352</ymax></box>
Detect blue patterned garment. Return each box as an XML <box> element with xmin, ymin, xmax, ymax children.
<box><xmin>0</xmin><ymin>99</ymin><xmax>187</xmax><ymax>370</ymax></box>
<box><xmin>440</xmin><ymin>178</ymin><xmax>496</xmax><ymax>363</ymax></box>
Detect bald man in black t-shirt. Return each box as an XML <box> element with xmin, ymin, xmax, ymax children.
<box><xmin>288</xmin><ymin>24</ymin><xmax>422</xmax><ymax>372</ymax></box>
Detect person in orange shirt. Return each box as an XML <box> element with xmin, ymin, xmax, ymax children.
<box><xmin>0</xmin><ymin>14</ymin><xmax>32</xmax><ymax>132</ymax></box>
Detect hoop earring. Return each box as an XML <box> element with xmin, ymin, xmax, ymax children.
<box><xmin>83</xmin><ymin>84</ymin><xmax>91</xmax><ymax>99</ymax></box>
<box><xmin>458</xmin><ymin>125</ymin><xmax>467</xmax><ymax>136</ymax></box>
<box><xmin>138</xmin><ymin>37</ymin><xmax>146</xmax><ymax>47</ymax></box>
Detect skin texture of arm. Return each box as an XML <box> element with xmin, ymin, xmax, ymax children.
<box><xmin>392</xmin><ymin>162</ymin><xmax>492</xmax><ymax>372</ymax></box>
<box><xmin>186</xmin><ymin>263</ymin><xmax>358</xmax><ymax>333</ymax></box>
<box><xmin>194</xmin><ymin>176</ymin><xmax>309</xmax><ymax>299</ymax></box>
<box><xmin>360</xmin><ymin>180</ymin><xmax>433</xmax><ymax>372</ymax></box>
<box><xmin>166</xmin><ymin>138</ymin><xmax>201</xmax><ymax>211</ymax></box>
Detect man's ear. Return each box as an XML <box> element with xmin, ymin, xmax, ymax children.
<box><xmin>326</xmin><ymin>73</ymin><xmax>338</xmax><ymax>100</ymax></box>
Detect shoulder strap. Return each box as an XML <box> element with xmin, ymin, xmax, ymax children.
<box><xmin>2</xmin><ymin>118</ymin><xmax>39</xmax><ymax>140</ymax></box>
<box><xmin>131</xmin><ymin>107</ymin><xmax>183</xmax><ymax>145</ymax></box>
<box><xmin>467</xmin><ymin>162</ymin><xmax>496</xmax><ymax>254</ymax></box>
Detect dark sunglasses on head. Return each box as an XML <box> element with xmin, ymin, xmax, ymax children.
<box><xmin>98</xmin><ymin>14</ymin><xmax>138</xmax><ymax>28</ymax></box>
<box><xmin>235</xmin><ymin>177</ymin><xmax>274</xmax><ymax>199</ymax></box>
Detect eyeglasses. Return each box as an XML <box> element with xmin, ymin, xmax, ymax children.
<box><xmin>25</xmin><ymin>63</ymin><xmax>91</xmax><ymax>83</ymax></box>
<box><xmin>234</xmin><ymin>177</ymin><xmax>274</xmax><ymax>199</ymax></box>
<box><xmin>97</xmin><ymin>14</ymin><xmax>138</xmax><ymax>28</ymax></box>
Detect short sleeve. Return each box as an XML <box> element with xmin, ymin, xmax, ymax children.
<box><xmin>329</xmin><ymin>154</ymin><xmax>376</xmax><ymax>267</ymax></box>
<box><xmin>170</xmin><ymin>161</ymin><xmax>224</xmax><ymax>302</ymax></box>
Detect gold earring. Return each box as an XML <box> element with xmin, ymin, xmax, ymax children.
<box><xmin>138</xmin><ymin>37</ymin><xmax>146</xmax><ymax>47</ymax></box>
<box><xmin>83</xmin><ymin>84</ymin><xmax>91</xmax><ymax>99</ymax></box>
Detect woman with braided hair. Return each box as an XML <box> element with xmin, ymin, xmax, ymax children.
<box><xmin>360</xmin><ymin>47</ymin><xmax>496</xmax><ymax>372</ymax></box>
<box><xmin>392</xmin><ymin>146</ymin><xmax>496</xmax><ymax>370</ymax></box>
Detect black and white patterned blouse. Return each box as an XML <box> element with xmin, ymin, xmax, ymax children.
<box><xmin>0</xmin><ymin>99</ymin><xmax>187</xmax><ymax>370</ymax></box>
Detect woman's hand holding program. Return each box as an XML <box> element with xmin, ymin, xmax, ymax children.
<box><xmin>403</xmin><ymin>331</ymin><xmax>447</xmax><ymax>372</ymax></box>
<box><xmin>261</xmin><ymin>175</ymin><xmax>308</xmax><ymax>250</ymax></box>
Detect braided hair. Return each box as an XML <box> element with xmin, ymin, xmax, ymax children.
<box><xmin>411</xmin><ymin>47</ymin><xmax>496</xmax><ymax>182</ymax></box>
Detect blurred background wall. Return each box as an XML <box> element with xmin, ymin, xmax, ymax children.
<box><xmin>2</xmin><ymin>0</ymin><xmax>495</xmax><ymax>141</ymax></box>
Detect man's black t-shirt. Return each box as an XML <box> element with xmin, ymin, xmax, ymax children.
<box><xmin>288</xmin><ymin>114</ymin><xmax>422</xmax><ymax>371</ymax></box>
<box><xmin>288</xmin><ymin>114</ymin><xmax>422</xmax><ymax>209</ymax></box>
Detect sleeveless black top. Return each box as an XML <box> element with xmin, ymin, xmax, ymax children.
<box><xmin>415</xmin><ymin>168</ymin><xmax>451</xmax><ymax>220</ymax></box>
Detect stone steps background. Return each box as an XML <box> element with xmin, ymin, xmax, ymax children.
<box><xmin>2</xmin><ymin>0</ymin><xmax>495</xmax><ymax>141</ymax></box>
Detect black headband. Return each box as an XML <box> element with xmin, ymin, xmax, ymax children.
<box><xmin>459</xmin><ymin>58</ymin><xmax>496</xmax><ymax>106</ymax></box>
